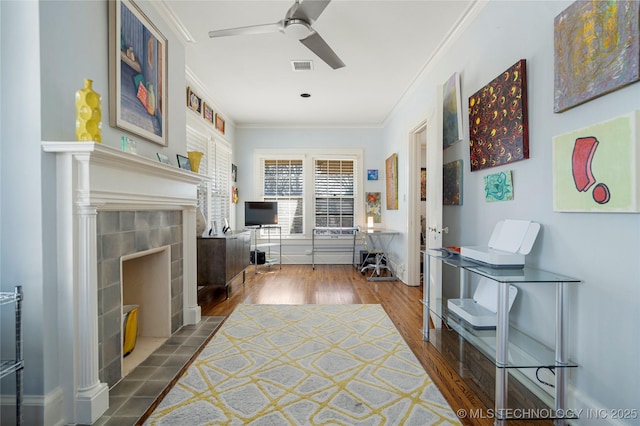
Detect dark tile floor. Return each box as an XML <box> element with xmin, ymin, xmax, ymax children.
<box><xmin>91</xmin><ymin>316</ymin><xmax>225</xmax><ymax>426</ymax></box>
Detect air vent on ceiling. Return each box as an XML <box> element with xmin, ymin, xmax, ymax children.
<box><xmin>291</xmin><ymin>60</ymin><xmax>314</xmax><ymax>72</ymax></box>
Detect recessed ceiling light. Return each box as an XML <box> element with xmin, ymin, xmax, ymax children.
<box><xmin>300</xmin><ymin>93</ymin><xmax>311</xmax><ymax>98</ymax></box>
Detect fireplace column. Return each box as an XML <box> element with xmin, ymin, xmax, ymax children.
<box><xmin>183</xmin><ymin>206</ymin><xmax>201</xmax><ymax>325</ymax></box>
<box><xmin>75</xmin><ymin>163</ymin><xmax>109</xmax><ymax>423</ymax></box>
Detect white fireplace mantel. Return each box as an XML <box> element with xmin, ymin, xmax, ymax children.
<box><xmin>42</xmin><ymin>141</ymin><xmax>203</xmax><ymax>424</ymax></box>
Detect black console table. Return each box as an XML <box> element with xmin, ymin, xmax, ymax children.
<box><xmin>197</xmin><ymin>231</ymin><xmax>250</xmax><ymax>299</ymax></box>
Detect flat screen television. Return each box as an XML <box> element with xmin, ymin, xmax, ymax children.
<box><xmin>244</xmin><ymin>201</ymin><xmax>278</xmax><ymax>227</ymax></box>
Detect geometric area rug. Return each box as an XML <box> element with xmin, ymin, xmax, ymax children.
<box><xmin>144</xmin><ymin>304</ymin><xmax>461</xmax><ymax>425</ymax></box>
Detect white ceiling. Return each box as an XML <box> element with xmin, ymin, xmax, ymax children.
<box><xmin>160</xmin><ymin>0</ymin><xmax>475</xmax><ymax>127</ymax></box>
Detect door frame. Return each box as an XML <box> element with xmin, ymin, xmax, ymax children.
<box><xmin>407</xmin><ymin>120</ymin><xmax>427</xmax><ymax>287</ymax></box>
<box><xmin>408</xmin><ymin>105</ymin><xmax>444</xmax><ymax>330</ymax></box>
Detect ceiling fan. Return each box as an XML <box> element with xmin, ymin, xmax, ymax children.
<box><xmin>208</xmin><ymin>0</ymin><xmax>345</xmax><ymax>69</ymax></box>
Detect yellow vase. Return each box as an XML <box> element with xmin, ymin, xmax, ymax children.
<box><xmin>188</xmin><ymin>151</ymin><xmax>204</xmax><ymax>173</ymax></box>
<box><xmin>75</xmin><ymin>79</ymin><xmax>102</xmax><ymax>142</ymax></box>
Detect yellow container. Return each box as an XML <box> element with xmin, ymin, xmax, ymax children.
<box><xmin>122</xmin><ymin>304</ymin><xmax>139</xmax><ymax>357</ymax></box>
<box><xmin>188</xmin><ymin>151</ymin><xmax>204</xmax><ymax>173</ymax></box>
<box><xmin>75</xmin><ymin>79</ymin><xmax>102</xmax><ymax>142</ymax></box>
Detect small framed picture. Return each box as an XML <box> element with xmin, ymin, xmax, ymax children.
<box><xmin>231</xmin><ymin>163</ymin><xmax>237</xmax><ymax>182</ymax></box>
<box><xmin>367</xmin><ymin>169</ymin><xmax>379</xmax><ymax>180</ymax></box>
<box><xmin>203</xmin><ymin>102</ymin><xmax>214</xmax><ymax>124</ymax></box>
<box><xmin>186</xmin><ymin>86</ymin><xmax>202</xmax><ymax>114</ymax></box>
<box><xmin>215</xmin><ymin>113</ymin><xmax>225</xmax><ymax>134</ymax></box>
<box><xmin>157</xmin><ymin>153</ymin><xmax>170</xmax><ymax>165</ymax></box>
<box><xmin>177</xmin><ymin>154</ymin><xmax>192</xmax><ymax>170</ymax></box>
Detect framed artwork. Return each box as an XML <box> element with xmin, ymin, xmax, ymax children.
<box><xmin>443</xmin><ymin>72</ymin><xmax>463</xmax><ymax>148</ymax></box>
<box><xmin>109</xmin><ymin>0</ymin><xmax>168</xmax><ymax>146</ymax></box>
<box><xmin>156</xmin><ymin>152</ymin><xmax>170</xmax><ymax>164</ymax></box>
<box><xmin>203</xmin><ymin>102</ymin><xmax>214</xmax><ymax>124</ymax></box>
<box><xmin>420</xmin><ymin>168</ymin><xmax>427</xmax><ymax>201</ymax></box>
<box><xmin>187</xmin><ymin>87</ymin><xmax>202</xmax><ymax>114</ymax></box>
<box><xmin>231</xmin><ymin>164</ymin><xmax>237</xmax><ymax>182</ymax></box>
<box><xmin>215</xmin><ymin>113</ymin><xmax>226</xmax><ymax>134</ymax></box>
<box><xmin>484</xmin><ymin>170</ymin><xmax>513</xmax><ymax>202</ymax></box>
<box><xmin>554</xmin><ymin>1</ymin><xmax>640</xmax><ymax>113</ymax></box>
<box><xmin>385</xmin><ymin>153</ymin><xmax>398</xmax><ymax>210</ymax></box>
<box><xmin>443</xmin><ymin>160</ymin><xmax>463</xmax><ymax>206</ymax></box>
<box><xmin>553</xmin><ymin>110</ymin><xmax>640</xmax><ymax>212</ymax></box>
<box><xmin>469</xmin><ymin>59</ymin><xmax>529</xmax><ymax>172</ymax></box>
<box><xmin>232</xmin><ymin>186</ymin><xmax>239</xmax><ymax>204</ymax></box>
<box><xmin>365</xmin><ymin>192</ymin><xmax>382</xmax><ymax>224</ymax></box>
<box><xmin>176</xmin><ymin>154</ymin><xmax>191</xmax><ymax>170</ymax></box>
<box><xmin>367</xmin><ymin>169</ymin><xmax>379</xmax><ymax>180</ymax></box>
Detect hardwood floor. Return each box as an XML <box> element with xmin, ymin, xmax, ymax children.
<box><xmin>200</xmin><ymin>264</ymin><xmax>553</xmax><ymax>426</ymax></box>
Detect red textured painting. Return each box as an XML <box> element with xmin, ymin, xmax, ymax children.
<box><xmin>469</xmin><ymin>59</ymin><xmax>529</xmax><ymax>171</ymax></box>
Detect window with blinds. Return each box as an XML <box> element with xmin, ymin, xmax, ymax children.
<box><xmin>314</xmin><ymin>159</ymin><xmax>355</xmax><ymax>232</ymax></box>
<box><xmin>263</xmin><ymin>159</ymin><xmax>303</xmax><ymax>235</ymax></box>
<box><xmin>186</xmin><ymin>126</ymin><xmax>231</xmax><ymax>228</ymax></box>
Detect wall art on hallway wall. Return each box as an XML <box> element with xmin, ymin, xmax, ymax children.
<box><xmin>553</xmin><ymin>110</ymin><xmax>640</xmax><ymax>212</ymax></box>
<box><xmin>385</xmin><ymin>154</ymin><xmax>398</xmax><ymax>210</ymax></box>
<box><xmin>554</xmin><ymin>0</ymin><xmax>640</xmax><ymax>113</ymax></box>
<box><xmin>469</xmin><ymin>59</ymin><xmax>529</xmax><ymax>172</ymax></box>
<box><xmin>443</xmin><ymin>160</ymin><xmax>463</xmax><ymax>206</ymax></box>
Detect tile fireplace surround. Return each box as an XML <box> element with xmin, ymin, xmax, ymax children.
<box><xmin>42</xmin><ymin>142</ymin><xmax>203</xmax><ymax>425</ymax></box>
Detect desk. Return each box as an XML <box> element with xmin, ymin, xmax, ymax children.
<box><xmin>311</xmin><ymin>227</ymin><xmax>359</xmax><ymax>269</ymax></box>
<box><xmin>360</xmin><ymin>229</ymin><xmax>399</xmax><ymax>281</ymax></box>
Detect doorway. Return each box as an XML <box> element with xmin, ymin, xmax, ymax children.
<box><xmin>408</xmin><ymin>107</ymin><xmax>444</xmax><ymax>326</ymax></box>
<box><xmin>407</xmin><ymin>122</ymin><xmax>427</xmax><ymax>287</ymax></box>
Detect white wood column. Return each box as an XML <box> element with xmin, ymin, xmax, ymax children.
<box><xmin>75</xmin><ymin>204</ymin><xmax>109</xmax><ymax>424</ymax></box>
<box><xmin>183</xmin><ymin>206</ymin><xmax>201</xmax><ymax>325</ymax></box>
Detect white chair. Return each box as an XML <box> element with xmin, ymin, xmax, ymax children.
<box><xmin>360</xmin><ymin>233</ymin><xmax>391</xmax><ymax>278</ymax></box>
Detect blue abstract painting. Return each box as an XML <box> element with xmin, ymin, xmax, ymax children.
<box><xmin>484</xmin><ymin>170</ymin><xmax>514</xmax><ymax>202</ymax></box>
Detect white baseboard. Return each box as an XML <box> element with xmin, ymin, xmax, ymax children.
<box><xmin>1</xmin><ymin>386</ymin><xmax>65</xmax><ymax>426</ymax></box>
<box><xmin>568</xmin><ymin>387</ymin><xmax>630</xmax><ymax>426</ymax></box>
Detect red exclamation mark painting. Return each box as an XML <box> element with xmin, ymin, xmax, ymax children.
<box><xmin>571</xmin><ymin>137</ymin><xmax>610</xmax><ymax>204</ymax></box>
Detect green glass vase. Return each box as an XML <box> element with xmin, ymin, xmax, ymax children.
<box><xmin>75</xmin><ymin>79</ymin><xmax>102</xmax><ymax>142</ymax></box>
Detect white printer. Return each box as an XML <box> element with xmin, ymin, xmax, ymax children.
<box><xmin>460</xmin><ymin>219</ymin><xmax>540</xmax><ymax>268</ymax></box>
<box><xmin>448</xmin><ymin>278</ymin><xmax>518</xmax><ymax>329</ymax></box>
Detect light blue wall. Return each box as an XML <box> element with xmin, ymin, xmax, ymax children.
<box><xmin>383</xmin><ymin>0</ymin><xmax>640</xmax><ymax>417</ymax></box>
<box><xmin>0</xmin><ymin>1</ymin><xmax>47</xmax><ymax>420</ymax></box>
<box><xmin>235</xmin><ymin>126</ymin><xmax>384</xmax><ymax>226</ymax></box>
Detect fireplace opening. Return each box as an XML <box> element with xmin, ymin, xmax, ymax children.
<box><xmin>120</xmin><ymin>245</ymin><xmax>172</xmax><ymax>376</ymax></box>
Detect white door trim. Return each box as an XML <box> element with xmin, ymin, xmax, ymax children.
<box><xmin>407</xmin><ymin>120</ymin><xmax>427</xmax><ymax>287</ymax></box>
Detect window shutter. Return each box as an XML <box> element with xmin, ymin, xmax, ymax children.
<box><xmin>186</xmin><ymin>126</ymin><xmax>231</xmax><ymax>228</ymax></box>
<box><xmin>262</xmin><ymin>159</ymin><xmax>303</xmax><ymax>235</ymax></box>
<box><xmin>186</xmin><ymin>126</ymin><xmax>210</xmax><ymax>221</ymax></box>
<box><xmin>314</xmin><ymin>159</ymin><xmax>355</xmax><ymax>230</ymax></box>
<box><xmin>212</xmin><ymin>141</ymin><xmax>231</xmax><ymax>226</ymax></box>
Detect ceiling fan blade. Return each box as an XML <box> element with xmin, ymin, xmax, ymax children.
<box><xmin>300</xmin><ymin>31</ymin><xmax>345</xmax><ymax>69</ymax></box>
<box><xmin>209</xmin><ymin>21</ymin><xmax>284</xmax><ymax>38</ymax></box>
<box><xmin>290</xmin><ymin>0</ymin><xmax>331</xmax><ymax>23</ymax></box>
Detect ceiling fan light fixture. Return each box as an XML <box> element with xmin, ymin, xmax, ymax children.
<box><xmin>284</xmin><ymin>19</ymin><xmax>313</xmax><ymax>40</ymax></box>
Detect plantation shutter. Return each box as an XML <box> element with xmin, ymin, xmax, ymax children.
<box><xmin>212</xmin><ymin>141</ymin><xmax>231</xmax><ymax>226</ymax></box>
<box><xmin>186</xmin><ymin>126</ymin><xmax>210</xmax><ymax>221</ymax></box>
<box><xmin>262</xmin><ymin>159</ymin><xmax>303</xmax><ymax>235</ymax></box>
<box><xmin>314</xmin><ymin>159</ymin><xmax>355</xmax><ymax>231</ymax></box>
<box><xmin>186</xmin><ymin>126</ymin><xmax>231</xmax><ymax>228</ymax></box>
